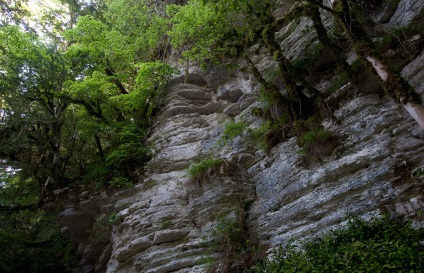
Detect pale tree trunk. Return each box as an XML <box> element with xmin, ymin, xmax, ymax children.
<box><xmin>366</xmin><ymin>56</ymin><xmax>424</xmax><ymax>129</ymax></box>
<box><xmin>324</xmin><ymin>0</ymin><xmax>424</xmax><ymax>130</ymax></box>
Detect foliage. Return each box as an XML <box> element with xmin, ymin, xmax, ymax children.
<box><xmin>0</xmin><ymin>26</ymin><xmax>75</xmax><ymax>190</ymax></box>
<box><xmin>0</xmin><ymin>173</ymin><xmax>40</xmax><ymax>207</ymax></box>
<box><xmin>219</xmin><ymin>120</ymin><xmax>247</xmax><ymax>145</ymax></box>
<box><xmin>246</xmin><ymin>122</ymin><xmax>272</xmax><ymax>151</ymax></box>
<box><xmin>107</xmin><ymin>177</ymin><xmax>133</xmax><ymax>189</ymax></box>
<box><xmin>412</xmin><ymin>167</ymin><xmax>424</xmax><ymax>178</ymax></box>
<box><xmin>168</xmin><ymin>0</ymin><xmax>276</xmax><ymax>62</ymax></box>
<box><xmin>106</xmin><ymin>123</ymin><xmax>150</xmax><ymax>170</ymax></box>
<box><xmin>187</xmin><ymin>157</ymin><xmax>225</xmax><ymax>179</ymax></box>
<box><xmin>292</xmin><ymin>42</ymin><xmax>325</xmax><ymax>74</ymax></box>
<box><xmin>91</xmin><ymin>213</ymin><xmax>123</xmax><ymax>243</ymax></box>
<box><xmin>249</xmin><ymin>216</ymin><xmax>424</xmax><ymax>273</ymax></box>
<box><xmin>296</xmin><ymin>126</ymin><xmax>338</xmax><ymax>165</ymax></box>
<box><xmin>377</xmin><ymin>25</ymin><xmax>421</xmax><ymax>54</ymax></box>
<box><xmin>112</xmin><ymin>61</ymin><xmax>177</xmax><ymax>123</ymax></box>
<box><xmin>105</xmin><ymin>0</ymin><xmax>170</xmax><ymax>61</ymax></box>
<box><xmin>205</xmin><ymin>214</ymin><xmax>264</xmax><ymax>273</ymax></box>
<box><xmin>326</xmin><ymin>73</ymin><xmax>350</xmax><ymax>94</ymax></box>
<box><xmin>0</xmin><ymin>209</ymin><xmax>76</xmax><ymax>273</ymax></box>
<box><xmin>167</xmin><ymin>0</ymin><xmax>229</xmax><ymax>61</ymax></box>
<box><xmin>160</xmin><ymin>219</ymin><xmax>173</xmax><ymax>229</ymax></box>
<box><xmin>0</xmin><ymin>0</ymin><xmax>29</xmax><ymax>27</ymax></box>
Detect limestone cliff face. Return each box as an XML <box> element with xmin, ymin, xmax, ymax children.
<box><xmin>105</xmin><ymin>81</ymin><xmax>257</xmax><ymax>273</ymax></box>
<box><xmin>58</xmin><ymin>1</ymin><xmax>424</xmax><ymax>272</ymax></box>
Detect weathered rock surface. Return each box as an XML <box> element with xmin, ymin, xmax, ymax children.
<box><xmin>390</xmin><ymin>0</ymin><xmax>424</xmax><ymax>26</ymax></box>
<box><xmin>105</xmin><ymin>81</ymin><xmax>256</xmax><ymax>273</ymax></box>
<box><xmin>57</xmin><ymin>1</ymin><xmax>424</xmax><ymax>272</ymax></box>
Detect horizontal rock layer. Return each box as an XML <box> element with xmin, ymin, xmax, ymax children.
<box><xmin>58</xmin><ymin>1</ymin><xmax>424</xmax><ymax>272</ymax></box>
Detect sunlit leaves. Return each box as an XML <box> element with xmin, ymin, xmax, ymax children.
<box><xmin>167</xmin><ymin>0</ymin><xmax>228</xmax><ymax>60</ymax></box>
<box><xmin>111</xmin><ymin>61</ymin><xmax>177</xmax><ymax>120</ymax></box>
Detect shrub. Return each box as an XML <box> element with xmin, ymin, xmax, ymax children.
<box><xmin>91</xmin><ymin>213</ymin><xmax>123</xmax><ymax>243</ymax></box>
<box><xmin>187</xmin><ymin>157</ymin><xmax>225</xmax><ymax>178</ymax></box>
<box><xmin>107</xmin><ymin>177</ymin><xmax>133</xmax><ymax>189</ymax></box>
<box><xmin>205</xmin><ymin>214</ymin><xmax>264</xmax><ymax>273</ymax></box>
<box><xmin>249</xmin><ymin>216</ymin><xmax>424</xmax><ymax>273</ymax></box>
<box><xmin>106</xmin><ymin>123</ymin><xmax>151</xmax><ymax>175</ymax></box>
<box><xmin>247</xmin><ymin>121</ymin><xmax>272</xmax><ymax>151</ymax></box>
<box><xmin>220</xmin><ymin>120</ymin><xmax>247</xmax><ymax>143</ymax></box>
<box><xmin>297</xmin><ymin>128</ymin><xmax>338</xmax><ymax>165</ymax></box>
<box><xmin>0</xmin><ymin>210</ymin><xmax>76</xmax><ymax>273</ymax></box>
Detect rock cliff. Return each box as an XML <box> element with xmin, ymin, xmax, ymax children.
<box><xmin>58</xmin><ymin>0</ymin><xmax>424</xmax><ymax>272</ymax></box>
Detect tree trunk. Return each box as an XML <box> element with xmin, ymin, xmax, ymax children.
<box><xmin>329</xmin><ymin>0</ymin><xmax>424</xmax><ymax>129</ymax></box>
<box><xmin>261</xmin><ymin>25</ymin><xmax>315</xmax><ymax>120</ymax></box>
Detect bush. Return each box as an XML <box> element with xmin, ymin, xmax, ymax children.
<box><xmin>205</xmin><ymin>214</ymin><xmax>264</xmax><ymax>273</ymax></box>
<box><xmin>220</xmin><ymin>120</ymin><xmax>247</xmax><ymax>144</ymax></box>
<box><xmin>249</xmin><ymin>216</ymin><xmax>424</xmax><ymax>273</ymax></box>
<box><xmin>107</xmin><ymin>177</ymin><xmax>133</xmax><ymax>189</ymax></box>
<box><xmin>297</xmin><ymin>128</ymin><xmax>338</xmax><ymax>165</ymax></box>
<box><xmin>106</xmin><ymin>123</ymin><xmax>150</xmax><ymax>174</ymax></box>
<box><xmin>187</xmin><ymin>157</ymin><xmax>225</xmax><ymax>178</ymax></box>
<box><xmin>91</xmin><ymin>213</ymin><xmax>123</xmax><ymax>243</ymax></box>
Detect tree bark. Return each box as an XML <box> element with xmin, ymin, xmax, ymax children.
<box><xmin>312</xmin><ymin>0</ymin><xmax>424</xmax><ymax>129</ymax></box>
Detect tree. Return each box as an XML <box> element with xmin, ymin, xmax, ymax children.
<box><xmin>306</xmin><ymin>0</ymin><xmax>424</xmax><ymax>129</ymax></box>
<box><xmin>168</xmin><ymin>0</ymin><xmax>320</xmax><ymax>122</ymax></box>
<box><xmin>0</xmin><ymin>0</ymin><xmax>29</xmax><ymax>27</ymax></box>
<box><xmin>0</xmin><ymin>26</ymin><xmax>75</xmax><ymax>192</ymax></box>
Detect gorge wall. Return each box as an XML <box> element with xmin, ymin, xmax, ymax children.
<box><xmin>57</xmin><ymin>0</ymin><xmax>424</xmax><ymax>272</ymax></box>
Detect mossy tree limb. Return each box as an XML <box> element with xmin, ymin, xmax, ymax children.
<box><xmin>244</xmin><ymin>55</ymin><xmax>286</xmax><ymax>121</ymax></box>
<box><xmin>307</xmin><ymin>0</ymin><xmax>424</xmax><ymax>129</ymax></box>
<box><xmin>305</xmin><ymin>2</ymin><xmax>359</xmax><ymax>84</ymax></box>
<box><xmin>261</xmin><ymin>23</ymin><xmax>315</xmax><ymax>121</ymax></box>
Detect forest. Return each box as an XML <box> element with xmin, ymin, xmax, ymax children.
<box><xmin>1</xmin><ymin>0</ymin><xmax>424</xmax><ymax>272</ymax></box>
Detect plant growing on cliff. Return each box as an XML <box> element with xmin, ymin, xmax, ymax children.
<box><xmin>297</xmin><ymin>128</ymin><xmax>339</xmax><ymax>165</ymax></box>
<box><xmin>187</xmin><ymin>157</ymin><xmax>225</xmax><ymax>179</ymax></box>
<box><xmin>218</xmin><ymin>120</ymin><xmax>248</xmax><ymax>146</ymax></box>
<box><xmin>204</xmin><ymin>212</ymin><xmax>264</xmax><ymax>273</ymax></box>
<box><xmin>305</xmin><ymin>0</ymin><xmax>424</xmax><ymax>129</ymax></box>
<box><xmin>91</xmin><ymin>213</ymin><xmax>123</xmax><ymax>243</ymax></box>
<box><xmin>249</xmin><ymin>216</ymin><xmax>424</xmax><ymax>273</ymax></box>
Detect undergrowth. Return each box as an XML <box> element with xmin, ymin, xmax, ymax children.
<box><xmin>249</xmin><ymin>216</ymin><xmax>424</xmax><ymax>273</ymax></box>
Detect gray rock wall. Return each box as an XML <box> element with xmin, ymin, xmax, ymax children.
<box><xmin>57</xmin><ymin>1</ymin><xmax>424</xmax><ymax>272</ymax></box>
<box><xmin>106</xmin><ymin>82</ymin><xmax>256</xmax><ymax>273</ymax></box>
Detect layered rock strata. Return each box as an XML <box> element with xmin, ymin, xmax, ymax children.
<box><xmin>57</xmin><ymin>1</ymin><xmax>424</xmax><ymax>272</ymax></box>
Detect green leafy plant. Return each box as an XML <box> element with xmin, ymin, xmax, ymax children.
<box><xmin>105</xmin><ymin>123</ymin><xmax>150</xmax><ymax>179</ymax></box>
<box><xmin>377</xmin><ymin>25</ymin><xmax>419</xmax><ymax>54</ymax></box>
<box><xmin>107</xmin><ymin>177</ymin><xmax>133</xmax><ymax>189</ymax></box>
<box><xmin>297</xmin><ymin>128</ymin><xmax>338</xmax><ymax>165</ymax></box>
<box><xmin>326</xmin><ymin>73</ymin><xmax>350</xmax><ymax>94</ymax></box>
<box><xmin>205</xmin><ymin>213</ymin><xmax>264</xmax><ymax>273</ymax></box>
<box><xmin>292</xmin><ymin>42</ymin><xmax>324</xmax><ymax>74</ymax></box>
<box><xmin>160</xmin><ymin>219</ymin><xmax>173</xmax><ymax>229</ymax></box>
<box><xmin>0</xmin><ymin>209</ymin><xmax>76</xmax><ymax>273</ymax></box>
<box><xmin>187</xmin><ymin>157</ymin><xmax>225</xmax><ymax>179</ymax></box>
<box><xmin>412</xmin><ymin>166</ymin><xmax>424</xmax><ymax>178</ymax></box>
<box><xmin>218</xmin><ymin>120</ymin><xmax>247</xmax><ymax>145</ymax></box>
<box><xmin>91</xmin><ymin>213</ymin><xmax>123</xmax><ymax>243</ymax></box>
<box><xmin>249</xmin><ymin>216</ymin><xmax>424</xmax><ymax>273</ymax></box>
